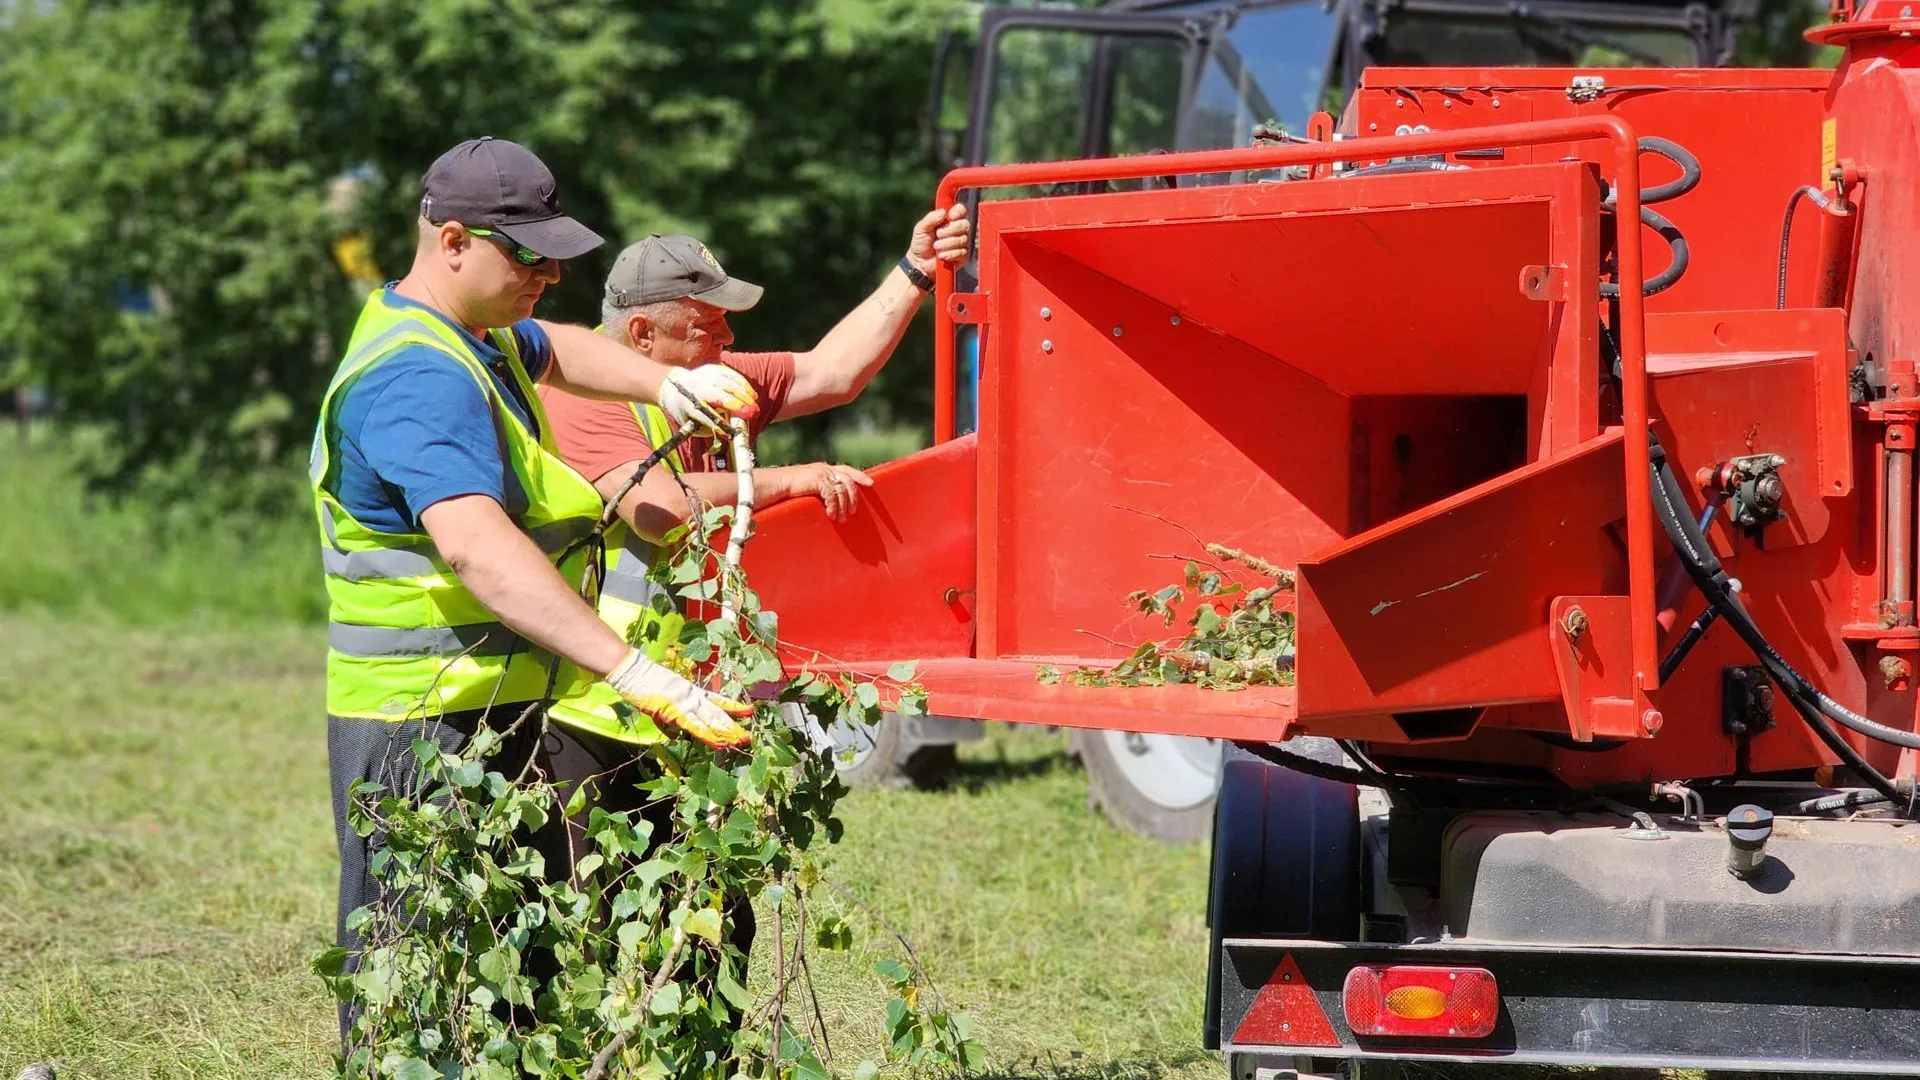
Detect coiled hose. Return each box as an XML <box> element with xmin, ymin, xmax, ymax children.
<box><xmin>1600</xmin><ymin>137</ymin><xmax>1701</xmax><ymax>299</ymax></box>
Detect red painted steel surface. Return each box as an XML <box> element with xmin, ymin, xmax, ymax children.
<box><xmin>742</xmin><ymin>436</ymin><xmax>977</xmax><ymax>665</ymax></box>
<box><xmin>740</xmin><ymin>50</ymin><xmax>1920</xmax><ymax>786</ymax></box>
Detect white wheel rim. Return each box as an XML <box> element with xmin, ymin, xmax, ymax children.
<box><xmin>780</xmin><ymin>703</ymin><xmax>879</xmax><ymax>771</ymax></box>
<box><xmin>1099</xmin><ymin>730</ymin><xmax>1222</xmax><ymax>811</ymax></box>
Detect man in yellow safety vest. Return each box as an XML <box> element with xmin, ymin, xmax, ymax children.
<box><xmin>310</xmin><ymin>136</ymin><xmax>762</xmax><ymax>1043</ymax></box>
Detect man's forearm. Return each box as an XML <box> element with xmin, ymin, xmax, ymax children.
<box><xmin>536</xmin><ymin>320</ymin><xmax>670</xmax><ymax>403</ymax></box>
<box><xmin>785</xmin><ymin>270</ymin><xmax>924</xmax><ymax>417</ymax></box>
<box><xmin>608</xmin><ymin>467</ymin><xmax>802</xmax><ymax>544</ymax></box>
<box><xmin>421</xmin><ymin>495</ymin><xmax>629</xmax><ymax>677</ymax></box>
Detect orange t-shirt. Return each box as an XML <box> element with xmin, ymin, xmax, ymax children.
<box><xmin>538</xmin><ymin>351</ymin><xmax>796</xmax><ymax>483</ymax></box>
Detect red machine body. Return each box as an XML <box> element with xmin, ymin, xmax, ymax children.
<box><xmin>745</xmin><ymin>6</ymin><xmax>1920</xmax><ymax>792</ymax></box>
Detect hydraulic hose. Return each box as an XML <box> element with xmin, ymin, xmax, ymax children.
<box><xmin>1648</xmin><ymin>433</ymin><xmax>1915</xmax><ymax>809</ymax></box>
<box><xmin>1600</xmin><ymin>138</ymin><xmax>1700</xmax><ymax>299</ymax></box>
<box><xmin>1797</xmin><ymin>778</ymin><xmax>1918</xmax><ymax>814</ymax></box>
<box><xmin>1601</xmin><ymin>137</ymin><xmax>1702</xmax><ymax>209</ymax></box>
<box><xmin>1777</xmin><ymin>184</ymin><xmax>1831</xmax><ymax>310</ymax></box>
<box><xmin>1601</xmin><ymin>204</ymin><xmax>1690</xmax><ymax>298</ymax></box>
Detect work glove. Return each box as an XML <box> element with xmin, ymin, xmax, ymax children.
<box><xmin>606</xmin><ymin>648</ymin><xmax>753</xmax><ymax>749</ymax></box>
<box><xmin>660</xmin><ymin>364</ymin><xmax>759</xmax><ymax>434</ymax></box>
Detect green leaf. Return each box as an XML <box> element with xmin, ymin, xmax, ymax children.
<box><xmin>388</xmin><ymin>1058</ymin><xmax>437</xmax><ymax>1080</ymax></box>
<box><xmin>500</xmin><ymin>847</ymin><xmax>544</xmax><ymax>879</ymax></box>
<box><xmin>574</xmin><ymin>853</ymin><xmax>603</xmax><ymax>879</ymax></box>
<box><xmin>309</xmin><ymin>946</ymin><xmax>348</xmax><ymax>977</ymax></box>
<box><xmin>717</xmin><ymin>964</ymin><xmax>752</xmax><ymax>1010</ymax></box>
<box><xmin>410</xmin><ymin>738</ymin><xmax>440</xmax><ymax>767</ymax></box>
<box><xmin>477</xmin><ymin>948</ymin><xmax>510</xmax><ymax>985</ymax></box>
<box><xmin>648</xmin><ymin>981</ymin><xmax>683</xmax><ymax>1016</ymax></box>
<box><xmin>873</xmin><ymin>958</ymin><xmax>911</xmax><ymax>985</ymax></box>
<box><xmin>1194</xmin><ymin>603</ymin><xmax>1222</xmax><ymax>636</ymax></box>
<box><xmin>521</xmin><ymin>1032</ymin><xmax>558</xmax><ymax>1076</ymax></box>
<box><xmin>685</xmin><ymin>906</ymin><xmax>724</xmax><ymax>943</ymax></box>
<box><xmin>814</xmin><ymin>915</ymin><xmax>853</xmax><ymax>951</ymax></box>
<box><xmin>792</xmin><ymin>1048</ymin><xmax>830</xmax><ymax>1080</ymax></box>
<box><xmin>855</xmin><ymin>681</ymin><xmax>881</xmax><ymax>710</ymax></box>
<box><xmin>854</xmin><ymin>1062</ymin><xmax>881</xmax><ymax>1080</ymax></box>
<box><xmin>886</xmin><ymin>660</ymin><xmax>918</xmax><ymax>682</ymax></box>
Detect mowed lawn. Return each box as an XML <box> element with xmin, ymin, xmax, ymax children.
<box><xmin>0</xmin><ymin>613</ymin><xmax>1218</xmax><ymax>1079</ymax></box>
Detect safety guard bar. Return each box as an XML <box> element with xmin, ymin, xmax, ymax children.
<box><xmin>932</xmin><ymin>117</ymin><xmax>1663</xmax><ymax>694</ymax></box>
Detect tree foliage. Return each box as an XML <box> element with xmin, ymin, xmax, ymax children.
<box><xmin>319</xmin><ymin>479</ymin><xmax>979</xmax><ymax>1078</ymax></box>
<box><xmin>0</xmin><ymin>0</ymin><xmax>962</xmax><ymax>498</ymax></box>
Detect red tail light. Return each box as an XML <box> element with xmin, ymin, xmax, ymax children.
<box><xmin>1342</xmin><ymin>965</ymin><xmax>1499</xmax><ymax>1039</ymax></box>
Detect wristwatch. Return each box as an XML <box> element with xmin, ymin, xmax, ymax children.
<box><xmin>897</xmin><ymin>256</ymin><xmax>935</xmax><ymax>293</ymax></box>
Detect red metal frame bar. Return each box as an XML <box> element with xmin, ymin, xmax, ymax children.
<box><xmin>933</xmin><ymin>118</ymin><xmax>1661</xmax><ymax>695</ymax></box>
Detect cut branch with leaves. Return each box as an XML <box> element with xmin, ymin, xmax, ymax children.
<box><xmin>314</xmin><ymin>446</ymin><xmax>979</xmax><ymax>1080</ymax></box>
<box><xmin>1039</xmin><ymin>541</ymin><xmax>1296</xmax><ymax>692</ymax></box>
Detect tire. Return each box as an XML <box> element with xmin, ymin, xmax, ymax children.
<box><xmin>1073</xmin><ymin>729</ymin><xmax>1223</xmax><ymax>843</ymax></box>
<box><xmin>828</xmin><ymin>713</ymin><xmax>958</xmax><ymax>791</ymax></box>
<box><xmin>1204</xmin><ymin>740</ymin><xmax>1362</xmax><ymax>1052</ymax></box>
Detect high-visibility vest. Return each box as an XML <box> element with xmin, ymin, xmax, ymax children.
<box><xmin>309</xmin><ymin>289</ymin><xmax>605</xmax><ymax>722</ymax></box>
<box><xmin>545</xmin><ymin>401</ymin><xmax>688</xmax><ymax>742</ymax></box>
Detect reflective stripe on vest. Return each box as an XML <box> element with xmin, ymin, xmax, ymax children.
<box><xmin>544</xmin><ymin>400</ymin><xmax>686</xmax><ymax>744</ymax></box>
<box><xmin>311</xmin><ymin>288</ymin><xmax>605</xmax><ymax>721</ymax></box>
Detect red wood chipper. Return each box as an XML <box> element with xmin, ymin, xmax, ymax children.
<box><xmin>747</xmin><ymin>2</ymin><xmax>1920</xmax><ymax>1072</ymax></box>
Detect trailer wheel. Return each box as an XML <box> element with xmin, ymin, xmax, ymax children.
<box><xmin>831</xmin><ymin>713</ymin><xmax>957</xmax><ymax>791</ymax></box>
<box><xmin>1073</xmin><ymin>729</ymin><xmax>1222</xmax><ymax>843</ymax></box>
<box><xmin>1204</xmin><ymin>741</ymin><xmax>1362</xmax><ymax>1053</ymax></box>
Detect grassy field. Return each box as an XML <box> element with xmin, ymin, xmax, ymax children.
<box><xmin>0</xmin><ymin>613</ymin><xmax>1218</xmax><ymax>1080</ymax></box>
<box><xmin>0</xmin><ymin>440</ymin><xmax>321</xmax><ymax>626</ymax></box>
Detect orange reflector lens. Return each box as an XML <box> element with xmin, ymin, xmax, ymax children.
<box><xmin>1343</xmin><ymin>965</ymin><xmax>1499</xmax><ymax>1039</ymax></box>
<box><xmin>1384</xmin><ymin>984</ymin><xmax>1447</xmax><ymax>1020</ymax></box>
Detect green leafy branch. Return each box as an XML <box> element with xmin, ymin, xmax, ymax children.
<box><xmin>1039</xmin><ymin>542</ymin><xmax>1296</xmax><ymax>691</ymax></box>
<box><xmin>316</xmin><ymin>474</ymin><xmax>979</xmax><ymax>1079</ymax></box>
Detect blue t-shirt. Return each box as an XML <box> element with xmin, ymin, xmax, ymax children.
<box><xmin>323</xmin><ymin>286</ymin><xmax>556</xmax><ymax>535</ymax></box>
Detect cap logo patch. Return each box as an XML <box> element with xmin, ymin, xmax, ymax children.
<box><xmin>696</xmin><ymin>243</ymin><xmax>723</xmax><ymax>274</ymax></box>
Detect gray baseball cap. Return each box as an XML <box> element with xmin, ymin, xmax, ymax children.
<box><xmin>419</xmin><ymin>137</ymin><xmax>604</xmax><ymax>260</ymax></box>
<box><xmin>604</xmin><ymin>234</ymin><xmax>764</xmax><ymax>311</ymax></box>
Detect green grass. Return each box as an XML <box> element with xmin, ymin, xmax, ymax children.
<box><xmin>0</xmin><ymin>613</ymin><xmax>1216</xmax><ymax>1079</ymax></box>
<box><xmin>0</xmin><ymin>440</ymin><xmax>321</xmax><ymax>625</ymax></box>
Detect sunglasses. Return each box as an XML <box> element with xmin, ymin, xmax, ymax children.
<box><xmin>463</xmin><ymin>226</ymin><xmax>550</xmax><ymax>268</ymax></box>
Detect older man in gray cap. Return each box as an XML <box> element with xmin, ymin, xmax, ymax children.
<box><xmin>539</xmin><ymin>206</ymin><xmax>969</xmax><ymax>539</ymax></box>
<box><xmin>531</xmin><ymin>207</ymin><xmax>965</xmax><ymax>743</ymax></box>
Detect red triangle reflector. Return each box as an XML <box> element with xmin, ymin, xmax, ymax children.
<box><xmin>1231</xmin><ymin>952</ymin><xmax>1341</xmax><ymax>1048</ymax></box>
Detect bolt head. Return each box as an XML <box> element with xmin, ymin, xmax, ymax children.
<box><xmin>1641</xmin><ymin>708</ymin><xmax>1664</xmax><ymax>735</ymax></box>
<box><xmin>1169</xmin><ymin>315</ymin><xmax>1181</xmax><ymax>326</ymax></box>
<box><xmin>1039</xmin><ymin>306</ymin><xmax>1052</xmax><ymax>321</ymax></box>
<box><xmin>1112</xmin><ymin>326</ymin><xmax>1124</xmax><ymax>338</ymax></box>
<box><xmin>1040</xmin><ymin>340</ymin><xmax>1054</xmax><ymax>353</ymax></box>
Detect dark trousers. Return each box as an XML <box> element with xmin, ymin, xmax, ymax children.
<box><xmin>328</xmin><ymin>709</ymin><xmax>755</xmax><ymax>1049</ymax></box>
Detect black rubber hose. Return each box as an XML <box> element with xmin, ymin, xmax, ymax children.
<box><xmin>1602</xmin><ymin>136</ymin><xmax>1703</xmax><ymax>209</ymax></box>
<box><xmin>1797</xmin><ymin>779</ymin><xmax>1917</xmax><ymax>814</ymax></box>
<box><xmin>1777</xmin><ymin>184</ymin><xmax>1830</xmax><ymax>309</ymax></box>
<box><xmin>1648</xmin><ymin>437</ymin><xmax>1920</xmax><ymax>749</ymax></box>
<box><xmin>1601</xmin><ymin>204</ymin><xmax>1690</xmax><ymax>298</ymax></box>
<box><xmin>1648</xmin><ymin>434</ymin><xmax>1913</xmax><ymax>808</ymax></box>
<box><xmin>1657</xmin><ymin>604</ymin><xmax>1721</xmax><ymax>684</ymax></box>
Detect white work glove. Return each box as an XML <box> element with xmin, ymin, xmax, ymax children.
<box><xmin>660</xmin><ymin>364</ymin><xmax>759</xmax><ymax>434</ymax></box>
<box><xmin>606</xmin><ymin>648</ymin><xmax>753</xmax><ymax>749</ymax></box>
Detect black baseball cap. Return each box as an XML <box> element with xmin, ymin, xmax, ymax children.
<box><xmin>419</xmin><ymin>137</ymin><xmax>604</xmax><ymax>260</ymax></box>
<box><xmin>604</xmin><ymin>234</ymin><xmax>764</xmax><ymax>311</ymax></box>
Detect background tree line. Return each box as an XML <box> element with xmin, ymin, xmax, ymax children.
<box><xmin>0</xmin><ymin>0</ymin><xmax>962</xmax><ymax>505</ymax></box>
<box><xmin>0</xmin><ymin>0</ymin><xmax>1828</xmax><ymax>506</ymax></box>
